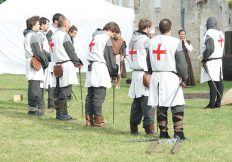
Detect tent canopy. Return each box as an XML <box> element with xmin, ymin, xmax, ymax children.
<box><xmin>0</xmin><ymin>0</ymin><xmax>134</xmax><ymax>74</ymax></box>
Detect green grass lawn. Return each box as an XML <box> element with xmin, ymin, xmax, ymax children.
<box><xmin>0</xmin><ymin>74</ymin><xmax>232</xmax><ymax>162</ymax></box>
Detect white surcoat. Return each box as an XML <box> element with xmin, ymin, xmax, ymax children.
<box><xmin>148</xmin><ymin>35</ymin><xmax>185</xmax><ymax>107</ymax></box>
<box><xmin>128</xmin><ymin>33</ymin><xmax>150</xmax><ymax>98</ymax></box>
<box><xmin>85</xmin><ymin>33</ymin><xmax>112</xmax><ymax>88</ymax></box>
<box><xmin>24</xmin><ymin>31</ymin><xmax>44</xmax><ymax>81</ymax></box>
<box><xmin>50</xmin><ymin>29</ymin><xmax>78</xmax><ymax>88</ymax></box>
<box><xmin>200</xmin><ymin>29</ymin><xmax>224</xmax><ymax>83</ymax></box>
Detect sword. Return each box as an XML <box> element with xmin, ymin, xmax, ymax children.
<box><xmin>78</xmin><ymin>68</ymin><xmax>84</xmax><ymax>120</ymax></box>
<box><xmin>112</xmin><ymin>78</ymin><xmax>116</xmax><ymax>125</ymax></box>
<box><xmin>126</xmin><ymin>138</ymin><xmax>159</xmax><ymax>143</ymax></box>
<box><xmin>71</xmin><ymin>90</ymin><xmax>78</xmax><ymax>103</ymax></box>
<box><xmin>169</xmin><ymin>79</ymin><xmax>184</xmax><ymax>108</ymax></box>
<box><xmin>202</xmin><ymin>63</ymin><xmax>222</xmax><ymax>100</ymax></box>
<box><xmin>170</xmin><ymin>136</ymin><xmax>181</xmax><ymax>154</ymax></box>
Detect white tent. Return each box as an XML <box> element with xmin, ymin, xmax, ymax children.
<box><xmin>0</xmin><ymin>0</ymin><xmax>134</xmax><ymax>74</ymax></box>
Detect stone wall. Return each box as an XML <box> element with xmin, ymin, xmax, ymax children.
<box><xmin>107</xmin><ymin>0</ymin><xmax>232</xmax><ymax>81</ymax></box>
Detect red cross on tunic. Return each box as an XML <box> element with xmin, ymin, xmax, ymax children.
<box><xmin>89</xmin><ymin>38</ymin><xmax>95</xmax><ymax>52</ymax></box>
<box><xmin>152</xmin><ymin>43</ymin><xmax>166</xmax><ymax>61</ymax></box>
<box><xmin>49</xmin><ymin>39</ymin><xmax>54</xmax><ymax>52</ymax></box>
<box><xmin>129</xmin><ymin>48</ymin><xmax>137</xmax><ymax>62</ymax></box>
<box><xmin>218</xmin><ymin>35</ymin><xmax>224</xmax><ymax>47</ymax></box>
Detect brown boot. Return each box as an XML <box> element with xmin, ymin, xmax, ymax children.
<box><xmin>93</xmin><ymin>115</ymin><xmax>105</xmax><ymax>127</ymax></box>
<box><xmin>85</xmin><ymin>114</ymin><xmax>94</xmax><ymax>126</ymax></box>
<box><xmin>130</xmin><ymin>123</ymin><xmax>138</xmax><ymax>135</ymax></box>
<box><xmin>144</xmin><ymin>123</ymin><xmax>155</xmax><ymax>134</ymax></box>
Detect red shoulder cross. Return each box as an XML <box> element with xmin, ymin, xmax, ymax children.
<box><xmin>152</xmin><ymin>43</ymin><xmax>166</xmax><ymax>61</ymax></box>
<box><xmin>129</xmin><ymin>48</ymin><xmax>137</xmax><ymax>62</ymax></box>
<box><xmin>218</xmin><ymin>35</ymin><xmax>224</xmax><ymax>47</ymax></box>
<box><xmin>49</xmin><ymin>39</ymin><xmax>54</xmax><ymax>52</ymax></box>
<box><xmin>89</xmin><ymin>38</ymin><xmax>95</xmax><ymax>52</ymax></box>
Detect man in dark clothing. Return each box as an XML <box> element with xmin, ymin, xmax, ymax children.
<box><xmin>179</xmin><ymin>29</ymin><xmax>196</xmax><ymax>86</ymax></box>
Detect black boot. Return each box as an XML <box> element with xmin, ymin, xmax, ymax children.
<box><xmin>214</xmin><ymin>101</ymin><xmax>221</xmax><ymax>108</ymax></box>
<box><xmin>204</xmin><ymin>103</ymin><xmax>215</xmax><ymax>109</ymax></box>
<box><xmin>160</xmin><ymin>131</ymin><xmax>170</xmax><ymax>139</ymax></box>
<box><xmin>55</xmin><ymin>100</ymin><xmax>73</xmax><ymax>121</ymax></box>
<box><xmin>157</xmin><ymin>110</ymin><xmax>169</xmax><ymax>138</ymax></box>
<box><xmin>144</xmin><ymin>123</ymin><xmax>155</xmax><ymax>135</ymax></box>
<box><xmin>174</xmin><ymin>132</ymin><xmax>186</xmax><ymax>141</ymax></box>
<box><xmin>130</xmin><ymin>123</ymin><xmax>139</xmax><ymax>135</ymax></box>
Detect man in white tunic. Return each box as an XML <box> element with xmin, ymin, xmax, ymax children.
<box><xmin>128</xmin><ymin>18</ymin><xmax>154</xmax><ymax>135</ymax></box>
<box><xmin>200</xmin><ymin>17</ymin><xmax>225</xmax><ymax>108</ymax></box>
<box><xmin>46</xmin><ymin>13</ymin><xmax>65</xmax><ymax>42</ymax></box>
<box><xmin>37</xmin><ymin>17</ymin><xmax>55</xmax><ymax>111</ymax></box>
<box><xmin>24</xmin><ymin>16</ymin><xmax>49</xmax><ymax>116</ymax></box>
<box><xmin>50</xmin><ymin>17</ymin><xmax>82</xmax><ymax>120</ymax></box>
<box><xmin>148</xmin><ymin>19</ymin><xmax>188</xmax><ymax>140</ymax></box>
<box><xmin>85</xmin><ymin>23</ymin><xmax>120</xmax><ymax>127</ymax></box>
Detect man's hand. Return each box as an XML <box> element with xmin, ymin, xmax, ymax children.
<box><xmin>75</xmin><ymin>64</ymin><xmax>83</xmax><ymax>69</ymax></box>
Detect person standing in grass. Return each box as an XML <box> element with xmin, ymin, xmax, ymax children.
<box><xmin>50</xmin><ymin>17</ymin><xmax>83</xmax><ymax>120</ymax></box>
<box><xmin>200</xmin><ymin>17</ymin><xmax>225</xmax><ymax>109</ymax></box>
<box><xmin>37</xmin><ymin>17</ymin><xmax>54</xmax><ymax>112</ymax></box>
<box><xmin>23</xmin><ymin>16</ymin><xmax>49</xmax><ymax>116</ymax></box>
<box><xmin>110</xmin><ymin>32</ymin><xmax>127</xmax><ymax>89</ymax></box>
<box><xmin>179</xmin><ymin>29</ymin><xmax>196</xmax><ymax>87</ymax></box>
<box><xmin>84</xmin><ymin>23</ymin><xmax>119</xmax><ymax>127</ymax></box>
<box><xmin>148</xmin><ymin>18</ymin><xmax>188</xmax><ymax>140</ymax></box>
<box><xmin>128</xmin><ymin>18</ymin><xmax>155</xmax><ymax>135</ymax></box>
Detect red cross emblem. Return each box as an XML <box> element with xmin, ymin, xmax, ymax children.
<box><xmin>49</xmin><ymin>39</ymin><xmax>54</xmax><ymax>52</ymax></box>
<box><xmin>129</xmin><ymin>48</ymin><xmax>137</xmax><ymax>62</ymax></box>
<box><xmin>153</xmin><ymin>43</ymin><xmax>166</xmax><ymax>61</ymax></box>
<box><xmin>89</xmin><ymin>38</ymin><xmax>95</xmax><ymax>52</ymax></box>
<box><xmin>218</xmin><ymin>35</ymin><xmax>224</xmax><ymax>47</ymax></box>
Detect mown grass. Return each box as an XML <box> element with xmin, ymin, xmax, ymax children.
<box><xmin>0</xmin><ymin>74</ymin><xmax>232</xmax><ymax>162</ymax></box>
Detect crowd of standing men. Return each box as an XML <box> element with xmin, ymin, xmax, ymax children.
<box><xmin>23</xmin><ymin>13</ymin><xmax>224</xmax><ymax>141</ymax></box>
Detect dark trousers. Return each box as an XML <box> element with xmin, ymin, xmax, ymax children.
<box><xmin>54</xmin><ymin>78</ymin><xmax>72</xmax><ymax>111</ymax></box>
<box><xmin>85</xmin><ymin>87</ymin><xmax>106</xmax><ymax>116</ymax></box>
<box><xmin>208</xmin><ymin>79</ymin><xmax>223</xmax><ymax>106</ymax></box>
<box><xmin>28</xmin><ymin>80</ymin><xmax>45</xmax><ymax>111</ymax></box>
<box><xmin>47</xmin><ymin>86</ymin><xmax>54</xmax><ymax>107</ymax></box>
<box><xmin>157</xmin><ymin>105</ymin><xmax>184</xmax><ymax>133</ymax></box>
<box><xmin>130</xmin><ymin>96</ymin><xmax>154</xmax><ymax>128</ymax></box>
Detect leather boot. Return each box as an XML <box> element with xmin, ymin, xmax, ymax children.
<box><xmin>93</xmin><ymin>115</ymin><xmax>105</xmax><ymax>127</ymax></box>
<box><xmin>130</xmin><ymin>123</ymin><xmax>138</xmax><ymax>135</ymax></box>
<box><xmin>55</xmin><ymin>100</ymin><xmax>73</xmax><ymax>120</ymax></box>
<box><xmin>144</xmin><ymin>123</ymin><xmax>154</xmax><ymax>134</ymax></box>
<box><xmin>85</xmin><ymin>114</ymin><xmax>94</xmax><ymax>126</ymax></box>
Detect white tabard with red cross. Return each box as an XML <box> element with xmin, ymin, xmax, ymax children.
<box><xmin>148</xmin><ymin>35</ymin><xmax>185</xmax><ymax>107</ymax></box>
<box><xmin>200</xmin><ymin>29</ymin><xmax>225</xmax><ymax>83</ymax></box>
<box><xmin>50</xmin><ymin>29</ymin><xmax>79</xmax><ymax>88</ymax></box>
<box><xmin>85</xmin><ymin>31</ymin><xmax>112</xmax><ymax>88</ymax></box>
<box><xmin>128</xmin><ymin>32</ymin><xmax>150</xmax><ymax>98</ymax></box>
